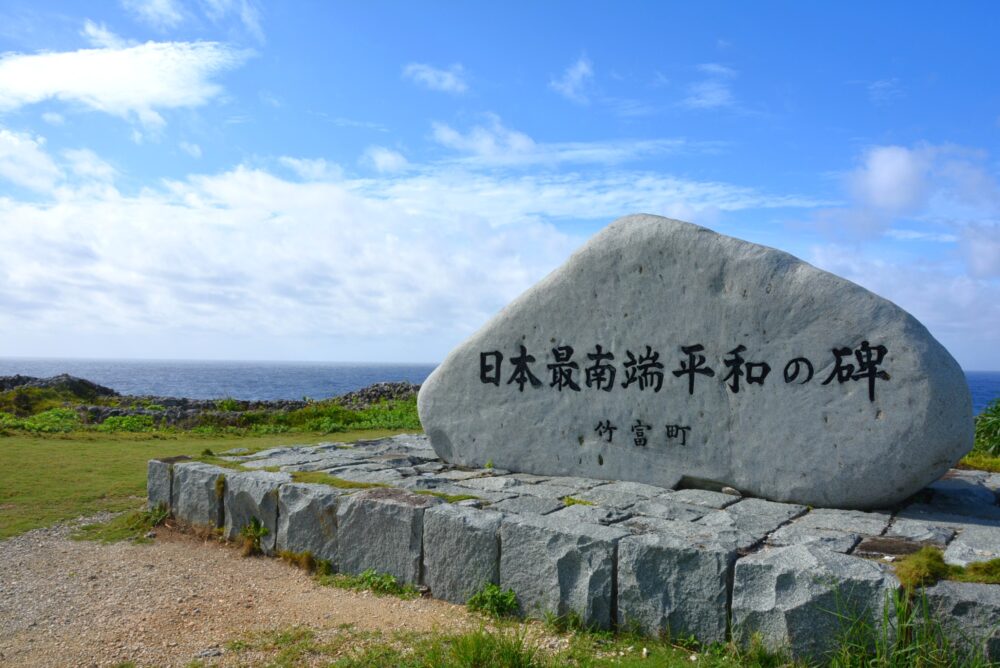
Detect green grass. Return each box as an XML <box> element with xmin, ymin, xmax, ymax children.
<box><xmin>315</xmin><ymin>568</ymin><xmax>420</xmax><ymax>599</ymax></box>
<box><xmin>467</xmin><ymin>583</ymin><xmax>520</xmax><ymax>619</ymax></box>
<box><xmin>415</xmin><ymin>490</ymin><xmax>481</xmax><ymax>503</ymax></box>
<box><xmin>289</xmin><ymin>470</ymin><xmax>390</xmax><ymax>489</ymax></box>
<box><xmin>959</xmin><ymin>398</ymin><xmax>1000</xmax><ymax>470</ymax></box>
<box><xmin>895</xmin><ymin>546</ymin><xmax>1000</xmax><ymax>588</ymax></box>
<box><xmin>561</xmin><ymin>496</ymin><xmax>594</xmax><ymax>507</ymax></box>
<box><xmin>72</xmin><ymin>503</ymin><xmax>169</xmax><ymax>544</ymax></box>
<box><xmin>0</xmin><ymin>428</ymin><xmax>412</xmax><ymax>539</ymax></box>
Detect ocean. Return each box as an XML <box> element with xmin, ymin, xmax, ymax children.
<box><xmin>0</xmin><ymin>358</ymin><xmax>998</xmax><ymax>413</ymax></box>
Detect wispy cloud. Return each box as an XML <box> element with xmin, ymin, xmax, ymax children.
<box><xmin>550</xmin><ymin>56</ymin><xmax>593</xmax><ymax>103</ymax></box>
<box><xmin>81</xmin><ymin>20</ymin><xmax>130</xmax><ymax>49</ymax></box>
<box><xmin>179</xmin><ymin>141</ymin><xmax>202</xmax><ymax>158</ymax></box>
<box><xmin>867</xmin><ymin>78</ymin><xmax>903</xmax><ymax>105</ymax></box>
<box><xmin>201</xmin><ymin>0</ymin><xmax>264</xmax><ymax>42</ymax></box>
<box><xmin>681</xmin><ymin>63</ymin><xmax>737</xmax><ymax>109</ymax></box>
<box><xmin>121</xmin><ymin>0</ymin><xmax>185</xmax><ymax>30</ymax></box>
<box><xmin>361</xmin><ymin>146</ymin><xmax>409</xmax><ymax>173</ymax></box>
<box><xmin>0</xmin><ymin>38</ymin><xmax>251</xmax><ymax>129</ymax></box>
<box><xmin>0</xmin><ymin>131</ymin><xmax>828</xmax><ymax>360</ymax></box>
<box><xmin>0</xmin><ymin>127</ymin><xmax>61</xmax><ymax>192</ymax></box>
<box><xmin>402</xmin><ymin>63</ymin><xmax>467</xmax><ymax>94</ymax></box>
<box><xmin>278</xmin><ymin>156</ymin><xmax>342</xmax><ymax>181</ymax></box>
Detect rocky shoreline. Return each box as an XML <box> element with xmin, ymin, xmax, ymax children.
<box><xmin>0</xmin><ymin>374</ymin><xmax>419</xmax><ymax>428</ymax></box>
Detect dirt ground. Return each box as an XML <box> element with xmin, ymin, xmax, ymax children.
<box><xmin>0</xmin><ymin>516</ymin><xmax>484</xmax><ymax>667</ymax></box>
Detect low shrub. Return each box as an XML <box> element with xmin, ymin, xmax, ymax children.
<box><xmin>973</xmin><ymin>398</ymin><xmax>1000</xmax><ymax>457</ymax></box>
<box><xmin>240</xmin><ymin>516</ymin><xmax>269</xmax><ymax>556</ymax></box>
<box><xmin>467</xmin><ymin>583</ymin><xmax>519</xmax><ymax>619</ymax></box>
<box><xmin>21</xmin><ymin>408</ymin><xmax>81</xmax><ymax>433</ymax></box>
<box><xmin>97</xmin><ymin>414</ymin><xmax>156</xmax><ymax>432</ymax></box>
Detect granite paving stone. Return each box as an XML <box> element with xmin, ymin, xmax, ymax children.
<box><xmin>668</xmin><ymin>488</ymin><xmax>741</xmax><ymax>509</ymax></box>
<box><xmin>500</xmin><ymin>514</ymin><xmax>628</xmax><ymax>628</ymax></box>
<box><xmin>491</xmin><ymin>496</ymin><xmax>564</xmax><ymax>516</ymax></box>
<box><xmin>275</xmin><ymin>482</ymin><xmax>346</xmax><ymax>565</ymax></box>
<box><xmin>767</xmin><ymin>524</ymin><xmax>861</xmax><ymax>554</ymax></box>
<box><xmin>547</xmin><ymin>504</ymin><xmax>631</xmax><ymax>526</ymax></box>
<box><xmin>630</xmin><ymin>496</ymin><xmax>707</xmax><ymax>522</ymax></box>
<box><xmin>223</xmin><ymin>470</ymin><xmax>291</xmax><ymax>555</ymax></box>
<box><xmin>423</xmin><ymin>505</ymin><xmax>503</xmax><ymax>604</ymax></box>
<box><xmin>944</xmin><ymin>525</ymin><xmax>1000</xmax><ymax>566</ymax></box>
<box><xmin>790</xmin><ymin>508</ymin><xmax>891</xmax><ymax>536</ymax></box>
<box><xmin>171</xmin><ymin>462</ymin><xmax>229</xmax><ymax>528</ymax></box>
<box><xmin>617</xmin><ymin>532</ymin><xmax>735</xmax><ymax>642</ymax></box>
<box><xmin>336</xmin><ymin>488</ymin><xmax>443</xmax><ymax>584</ymax></box>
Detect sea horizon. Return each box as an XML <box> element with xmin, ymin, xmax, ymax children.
<box><xmin>1</xmin><ymin>356</ymin><xmax>998</xmax><ymax>414</ymax></box>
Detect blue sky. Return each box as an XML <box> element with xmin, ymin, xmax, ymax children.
<box><xmin>0</xmin><ymin>2</ymin><xmax>998</xmax><ymax>368</ymax></box>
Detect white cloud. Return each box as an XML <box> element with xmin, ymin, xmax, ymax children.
<box><xmin>278</xmin><ymin>156</ymin><xmax>342</xmax><ymax>181</ymax></box>
<box><xmin>63</xmin><ymin>148</ymin><xmax>116</xmax><ymax>182</ymax></box>
<box><xmin>402</xmin><ymin>63</ymin><xmax>467</xmax><ymax>94</ymax></box>
<box><xmin>199</xmin><ymin>0</ymin><xmax>264</xmax><ymax>42</ymax></box>
<box><xmin>0</xmin><ymin>40</ymin><xmax>250</xmax><ymax>128</ymax></box>
<box><xmin>0</xmin><ymin>145</ymin><xmax>830</xmax><ymax>360</ymax></box>
<box><xmin>432</xmin><ymin>114</ymin><xmax>535</xmax><ymax>158</ymax></box>
<box><xmin>361</xmin><ymin>146</ymin><xmax>409</xmax><ymax>173</ymax></box>
<box><xmin>81</xmin><ymin>20</ymin><xmax>130</xmax><ymax>49</ymax></box>
<box><xmin>122</xmin><ymin>0</ymin><xmax>185</xmax><ymax>30</ymax></box>
<box><xmin>867</xmin><ymin>78</ymin><xmax>902</xmax><ymax>105</ymax></box>
<box><xmin>550</xmin><ymin>56</ymin><xmax>593</xmax><ymax>103</ymax></box>
<box><xmin>884</xmin><ymin>229</ymin><xmax>958</xmax><ymax>243</ymax></box>
<box><xmin>849</xmin><ymin>145</ymin><xmax>930</xmax><ymax>213</ymax></box>
<box><xmin>0</xmin><ymin>127</ymin><xmax>62</xmax><ymax>192</ymax></box>
<box><xmin>681</xmin><ymin>64</ymin><xmax>738</xmax><ymax>109</ymax></box>
<box><xmin>961</xmin><ymin>223</ymin><xmax>1000</xmax><ymax>278</ymax></box>
<box><xmin>697</xmin><ymin>63</ymin><xmax>736</xmax><ymax>78</ymax></box>
<box><xmin>429</xmin><ymin>115</ymin><xmax>722</xmax><ymax>167</ymax></box>
<box><xmin>41</xmin><ymin>112</ymin><xmax>64</xmax><ymax>125</ymax></box>
<box><xmin>179</xmin><ymin>141</ymin><xmax>202</xmax><ymax>158</ymax></box>
<box><xmin>809</xmin><ymin>244</ymin><xmax>1000</xmax><ymax>369</ymax></box>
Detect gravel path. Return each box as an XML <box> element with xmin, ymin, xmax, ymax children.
<box><xmin>0</xmin><ymin>516</ymin><xmax>478</xmax><ymax>667</ymax></box>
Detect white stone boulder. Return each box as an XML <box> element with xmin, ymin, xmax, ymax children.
<box><xmin>418</xmin><ymin>214</ymin><xmax>972</xmax><ymax>509</ymax></box>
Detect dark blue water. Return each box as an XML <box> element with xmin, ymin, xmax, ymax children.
<box><xmin>0</xmin><ymin>358</ymin><xmax>437</xmax><ymax>401</ymax></box>
<box><xmin>968</xmin><ymin>371</ymin><xmax>1000</xmax><ymax>415</ymax></box>
<box><xmin>0</xmin><ymin>358</ymin><xmax>997</xmax><ymax>410</ymax></box>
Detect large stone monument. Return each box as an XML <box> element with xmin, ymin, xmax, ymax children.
<box><xmin>418</xmin><ymin>214</ymin><xmax>973</xmax><ymax>509</ymax></box>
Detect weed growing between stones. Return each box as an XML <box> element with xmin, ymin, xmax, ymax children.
<box><xmin>561</xmin><ymin>496</ymin><xmax>594</xmax><ymax>507</ymax></box>
<box><xmin>467</xmin><ymin>583</ymin><xmax>520</xmax><ymax>619</ymax></box>
<box><xmin>277</xmin><ymin>549</ymin><xmax>333</xmax><ymax>576</ymax></box>
<box><xmin>315</xmin><ymin>568</ymin><xmax>419</xmax><ymax>599</ymax></box>
<box><xmin>543</xmin><ymin>610</ymin><xmax>590</xmax><ymax>634</ymax></box>
<box><xmin>895</xmin><ymin>546</ymin><xmax>1000</xmax><ymax>587</ymax></box>
<box><xmin>289</xmin><ymin>470</ymin><xmax>389</xmax><ymax>490</ymax></box>
<box><xmin>826</xmin><ymin>586</ymin><xmax>988</xmax><ymax>666</ymax></box>
<box><xmin>415</xmin><ymin>490</ymin><xmax>481</xmax><ymax>503</ymax></box>
<box><xmin>73</xmin><ymin>503</ymin><xmax>170</xmax><ymax>544</ymax></box>
<box><xmin>239</xmin><ymin>516</ymin><xmax>269</xmax><ymax>557</ymax></box>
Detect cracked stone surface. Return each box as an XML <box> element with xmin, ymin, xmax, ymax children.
<box><xmin>150</xmin><ymin>435</ymin><xmax>1000</xmax><ymax>659</ymax></box>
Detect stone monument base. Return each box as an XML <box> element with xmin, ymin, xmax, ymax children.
<box><xmin>148</xmin><ymin>435</ymin><xmax>1000</xmax><ymax>660</ymax></box>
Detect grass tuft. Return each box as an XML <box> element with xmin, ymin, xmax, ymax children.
<box><xmin>467</xmin><ymin>582</ymin><xmax>520</xmax><ymax>619</ymax></box>
<box><xmin>415</xmin><ymin>490</ymin><xmax>481</xmax><ymax>503</ymax></box>
<box><xmin>289</xmin><ymin>470</ymin><xmax>388</xmax><ymax>489</ymax></box>
<box><xmin>561</xmin><ymin>496</ymin><xmax>594</xmax><ymax>507</ymax></box>
<box><xmin>315</xmin><ymin>568</ymin><xmax>419</xmax><ymax>599</ymax></box>
<box><xmin>73</xmin><ymin>503</ymin><xmax>169</xmax><ymax>544</ymax></box>
<box><xmin>239</xmin><ymin>516</ymin><xmax>269</xmax><ymax>556</ymax></box>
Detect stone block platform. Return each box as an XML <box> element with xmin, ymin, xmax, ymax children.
<box><xmin>149</xmin><ymin>435</ymin><xmax>1000</xmax><ymax>659</ymax></box>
